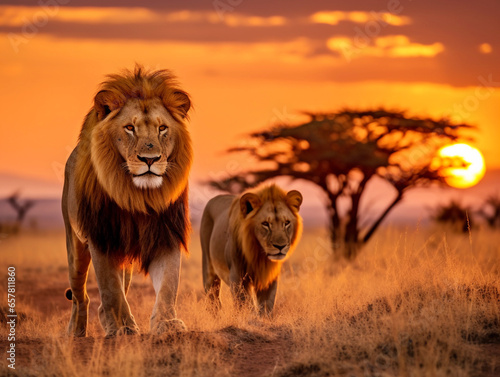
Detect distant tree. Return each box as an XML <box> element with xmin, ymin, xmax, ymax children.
<box><xmin>6</xmin><ymin>191</ymin><xmax>35</xmax><ymax>227</ymax></box>
<box><xmin>478</xmin><ymin>195</ymin><xmax>500</xmax><ymax>228</ymax></box>
<box><xmin>209</xmin><ymin>109</ymin><xmax>473</xmax><ymax>259</ymax></box>
<box><xmin>433</xmin><ymin>200</ymin><xmax>472</xmax><ymax>233</ymax></box>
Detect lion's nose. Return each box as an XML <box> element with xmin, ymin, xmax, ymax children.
<box><xmin>273</xmin><ymin>244</ymin><xmax>286</xmax><ymax>252</ymax></box>
<box><xmin>137</xmin><ymin>155</ymin><xmax>161</xmax><ymax>167</ymax></box>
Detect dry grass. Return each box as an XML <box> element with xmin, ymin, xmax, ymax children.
<box><xmin>0</xmin><ymin>225</ymin><xmax>499</xmax><ymax>376</ymax></box>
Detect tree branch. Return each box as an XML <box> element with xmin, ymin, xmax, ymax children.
<box><xmin>362</xmin><ymin>191</ymin><xmax>403</xmax><ymax>243</ymax></box>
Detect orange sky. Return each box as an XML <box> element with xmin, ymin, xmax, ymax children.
<box><xmin>0</xmin><ymin>2</ymin><xmax>499</xmax><ymax>189</ymax></box>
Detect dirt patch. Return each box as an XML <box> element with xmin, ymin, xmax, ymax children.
<box><xmin>470</xmin><ymin>343</ymin><xmax>500</xmax><ymax>377</ymax></box>
<box><xmin>217</xmin><ymin>325</ymin><xmax>292</xmax><ymax>377</ymax></box>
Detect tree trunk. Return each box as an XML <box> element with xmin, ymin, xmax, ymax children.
<box><xmin>320</xmin><ymin>186</ymin><xmax>343</xmax><ymax>259</ymax></box>
<box><xmin>344</xmin><ymin>175</ymin><xmax>370</xmax><ymax>260</ymax></box>
<box><xmin>326</xmin><ymin>198</ymin><xmax>341</xmax><ymax>240</ymax></box>
<box><xmin>325</xmin><ymin>192</ymin><xmax>362</xmax><ymax>260</ymax></box>
<box><xmin>363</xmin><ymin>191</ymin><xmax>403</xmax><ymax>243</ymax></box>
<box><xmin>344</xmin><ymin>241</ymin><xmax>363</xmax><ymax>260</ymax></box>
<box><xmin>320</xmin><ymin>178</ymin><xmax>367</xmax><ymax>261</ymax></box>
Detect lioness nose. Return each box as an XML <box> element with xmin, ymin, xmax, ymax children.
<box><xmin>273</xmin><ymin>244</ymin><xmax>286</xmax><ymax>251</ymax></box>
<box><xmin>137</xmin><ymin>155</ymin><xmax>161</xmax><ymax>167</ymax></box>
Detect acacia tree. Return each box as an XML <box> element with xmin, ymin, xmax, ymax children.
<box><xmin>209</xmin><ymin>109</ymin><xmax>473</xmax><ymax>259</ymax></box>
<box><xmin>7</xmin><ymin>191</ymin><xmax>35</xmax><ymax>227</ymax></box>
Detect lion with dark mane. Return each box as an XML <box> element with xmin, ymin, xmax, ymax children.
<box><xmin>62</xmin><ymin>65</ymin><xmax>192</xmax><ymax>337</ymax></box>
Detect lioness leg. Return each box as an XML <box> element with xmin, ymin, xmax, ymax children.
<box><xmin>256</xmin><ymin>280</ymin><xmax>278</xmax><ymax>316</ymax></box>
<box><xmin>148</xmin><ymin>247</ymin><xmax>186</xmax><ymax>335</ymax></box>
<box><xmin>89</xmin><ymin>244</ymin><xmax>139</xmax><ymax>337</ymax></box>
<box><xmin>66</xmin><ymin>231</ymin><xmax>91</xmax><ymax>337</ymax></box>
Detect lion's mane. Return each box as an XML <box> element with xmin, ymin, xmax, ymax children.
<box><xmin>229</xmin><ymin>185</ymin><xmax>303</xmax><ymax>290</ymax></box>
<box><xmin>74</xmin><ymin>66</ymin><xmax>193</xmax><ymax>271</ymax></box>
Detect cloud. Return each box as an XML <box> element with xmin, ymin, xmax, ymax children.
<box><xmin>0</xmin><ymin>6</ymin><xmax>287</xmax><ymax>28</ymax></box>
<box><xmin>310</xmin><ymin>11</ymin><xmax>411</xmax><ymax>26</ymax></box>
<box><xmin>327</xmin><ymin>35</ymin><xmax>444</xmax><ymax>59</ymax></box>
<box><xmin>0</xmin><ymin>3</ymin><xmax>496</xmax><ymax>89</ymax></box>
<box><xmin>223</xmin><ymin>14</ymin><xmax>287</xmax><ymax>27</ymax></box>
<box><xmin>0</xmin><ymin>6</ymin><xmax>156</xmax><ymax>25</ymax></box>
<box><xmin>0</xmin><ymin>6</ymin><xmax>413</xmax><ymax>31</ymax></box>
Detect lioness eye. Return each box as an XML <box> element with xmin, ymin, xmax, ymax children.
<box><xmin>262</xmin><ymin>221</ymin><xmax>270</xmax><ymax>228</ymax></box>
<box><xmin>125</xmin><ymin>125</ymin><xmax>135</xmax><ymax>132</ymax></box>
<box><xmin>285</xmin><ymin>220</ymin><xmax>290</xmax><ymax>226</ymax></box>
<box><xmin>159</xmin><ymin>125</ymin><xmax>168</xmax><ymax>132</ymax></box>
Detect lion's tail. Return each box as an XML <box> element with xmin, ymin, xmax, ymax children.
<box><xmin>64</xmin><ymin>288</ymin><xmax>73</xmax><ymax>301</ymax></box>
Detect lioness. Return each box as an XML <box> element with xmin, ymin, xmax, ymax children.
<box><xmin>200</xmin><ymin>185</ymin><xmax>302</xmax><ymax>315</ymax></box>
<box><xmin>62</xmin><ymin>65</ymin><xmax>192</xmax><ymax>337</ymax></box>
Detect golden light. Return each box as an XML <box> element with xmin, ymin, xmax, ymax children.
<box><xmin>479</xmin><ymin>43</ymin><xmax>493</xmax><ymax>54</ymax></box>
<box><xmin>438</xmin><ymin>143</ymin><xmax>486</xmax><ymax>188</ymax></box>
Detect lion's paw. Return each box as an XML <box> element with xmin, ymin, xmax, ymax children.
<box><xmin>117</xmin><ymin>325</ymin><xmax>140</xmax><ymax>336</ymax></box>
<box><xmin>151</xmin><ymin>319</ymin><xmax>187</xmax><ymax>335</ymax></box>
<box><xmin>105</xmin><ymin>325</ymin><xmax>140</xmax><ymax>338</ymax></box>
<box><xmin>67</xmin><ymin>325</ymin><xmax>87</xmax><ymax>338</ymax></box>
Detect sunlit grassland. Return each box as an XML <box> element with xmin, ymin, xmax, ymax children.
<box><xmin>0</xmin><ymin>225</ymin><xmax>498</xmax><ymax>376</ymax></box>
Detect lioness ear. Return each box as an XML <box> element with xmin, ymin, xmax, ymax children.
<box><xmin>286</xmin><ymin>190</ymin><xmax>302</xmax><ymax>212</ymax></box>
<box><xmin>240</xmin><ymin>193</ymin><xmax>262</xmax><ymax>217</ymax></box>
<box><xmin>94</xmin><ymin>90</ymin><xmax>122</xmax><ymax>121</ymax></box>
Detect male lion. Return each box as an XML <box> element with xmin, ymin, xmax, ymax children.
<box><xmin>62</xmin><ymin>65</ymin><xmax>192</xmax><ymax>337</ymax></box>
<box><xmin>200</xmin><ymin>185</ymin><xmax>303</xmax><ymax>315</ymax></box>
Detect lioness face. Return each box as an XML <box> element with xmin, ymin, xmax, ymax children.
<box><xmin>110</xmin><ymin>98</ymin><xmax>180</xmax><ymax>189</ymax></box>
<box><xmin>252</xmin><ymin>201</ymin><xmax>298</xmax><ymax>262</ymax></box>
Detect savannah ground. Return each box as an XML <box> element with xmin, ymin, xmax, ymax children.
<box><xmin>0</xmin><ymin>225</ymin><xmax>499</xmax><ymax>377</ymax></box>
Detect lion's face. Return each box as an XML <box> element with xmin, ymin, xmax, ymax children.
<box><xmin>80</xmin><ymin>66</ymin><xmax>192</xmax><ymax>214</ymax></box>
<box><xmin>109</xmin><ymin>98</ymin><xmax>178</xmax><ymax>189</ymax></box>
<box><xmin>240</xmin><ymin>190</ymin><xmax>302</xmax><ymax>262</ymax></box>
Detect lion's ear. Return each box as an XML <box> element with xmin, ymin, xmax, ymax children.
<box><xmin>240</xmin><ymin>193</ymin><xmax>262</xmax><ymax>217</ymax></box>
<box><xmin>165</xmin><ymin>91</ymin><xmax>191</xmax><ymax>119</ymax></box>
<box><xmin>94</xmin><ymin>90</ymin><xmax>122</xmax><ymax>121</ymax></box>
<box><xmin>173</xmin><ymin>91</ymin><xmax>191</xmax><ymax>118</ymax></box>
<box><xmin>286</xmin><ymin>190</ymin><xmax>302</xmax><ymax>212</ymax></box>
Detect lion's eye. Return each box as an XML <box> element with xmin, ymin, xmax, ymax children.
<box><xmin>262</xmin><ymin>221</ymin><xmax>270</xmax><ymax>228</ymax></box>
<box><xmin>125</xmin><ymin>125</ymin><xmax>135</xmax><ymax>132</ymax></box>
<box><xmin>159</xmin><ymin>125</ymin><xmax>168</xmax><ymax>132</ymax></box>
<box><xmin>285</xmin><ymin>220</ymin><xmax>290</xmax><ymax>226</ymax></box>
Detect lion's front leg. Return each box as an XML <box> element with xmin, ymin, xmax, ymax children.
<box><xmin>229</xmin><ymin>269</ymin><xmax>254</xmax><ymax>310</ymax></box>
<box><xmin>90</xmin><ymin>244</ymin><xmax>139</xmax><ymax>337</ymax></box>
<box><xmin>66</xmin><ymin>234</ymin><xmax>91</xmax><ymax>337</ymax></box>
<box><xmin>256</xmin><ymin>279</ymin><xmax>278</xmax><ymax>316</ymax></box>
<box><xmin>148</xmin><ymin>247</ymin><xmax>187</xmax><ymax>335</ymax></box>
<box><xmin>122</xmin><ymin>262</ymin><xmax>134</xmax><ymax>296</ymax></box>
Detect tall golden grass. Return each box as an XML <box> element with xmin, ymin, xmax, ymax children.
<box><xmin>0</xmin><ymin>225</ymin><xmax>498</xmax><ymax>376</ymax></box>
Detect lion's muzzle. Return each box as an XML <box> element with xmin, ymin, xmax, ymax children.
<box><xmin>137</xmin><ymin>155</ymin><xmax>161</xmax><ymax>167</ymax></box>
<box><xmin>266</xmin><ymin>243</ymin><xmax>290</xmax><ymax>261</ymax></box>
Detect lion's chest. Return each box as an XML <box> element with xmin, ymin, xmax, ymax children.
<box><xmin>78</xmin><ymin>193</ymin><xmax>189</xmax><ymax>272</ymax></box>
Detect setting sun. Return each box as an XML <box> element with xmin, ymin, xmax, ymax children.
<box><xmin>438</xmin><ymin>143</ymin><xmax>486</xmax><ymax>188</ymax></box>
